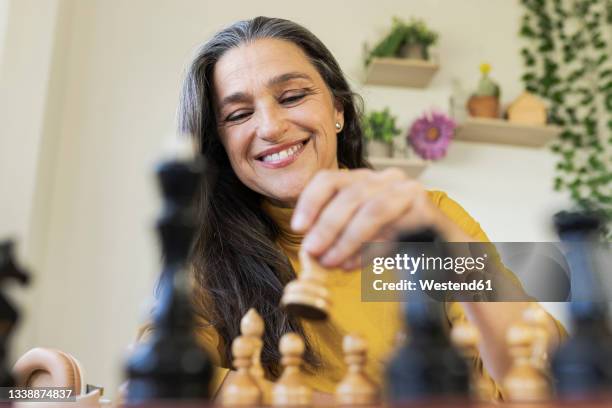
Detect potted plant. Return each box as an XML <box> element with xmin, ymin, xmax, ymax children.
<box><xmin>399</xmin><ymin>18</ymin><xmax>439</xmax><ymax>60</ymax></box>
<box><xmin>363</xmin><ymin>108</ymin><xmax>401</xmax><ymax>157</ymax></box>
<box><xmin>366</xmin><ymin>17</ymin><xmax>439</xmax><ymax>65</ymax></box>
<box><xmin>467</xmin><ymin>63</ymin><xmax>501</xmax><ymax>118</ymax></box>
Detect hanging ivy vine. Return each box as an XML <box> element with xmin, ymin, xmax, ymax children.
<box><xmin>519</xmin><ymin>0</ymin><xmax>612</xmax><ymax>236</ymax></box>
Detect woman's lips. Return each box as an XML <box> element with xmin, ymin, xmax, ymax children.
<box><xmin>256</xmin><ymin>137</ymin><xmax>310</xmax><ymax>169</ymax></box>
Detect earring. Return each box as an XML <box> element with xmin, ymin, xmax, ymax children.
<box><xmin>335</xmin><ymin>122</ymin><xmax>342</xmax><ymax>131</ymax></box>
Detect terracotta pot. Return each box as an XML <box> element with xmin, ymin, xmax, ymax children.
<box><xmin>399</xmin><ymin>43</ymin><xmax>426</xmax><ymax>60</ymax></box>
<box><xmin>367</xmin><ymin>140</ymin><xmax>393</xmax><ymax>157</ymax></box>
<box><xmin>467</xmin><ymin>95</ymin><xmax>499</xmax><ymax>118</ymax></box>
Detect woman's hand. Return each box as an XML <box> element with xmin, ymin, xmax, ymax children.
<box><xmin>291</xmin><ymin>168</ymin><xmax>474</xmax><ymax>270</ymax></box>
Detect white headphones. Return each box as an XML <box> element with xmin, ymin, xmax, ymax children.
<box><xmin>12</xmin><ymin>348</ymin><xmax>111</xmax><ymax>406</ymax></box>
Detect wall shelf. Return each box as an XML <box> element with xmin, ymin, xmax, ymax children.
<box><xmin>455</xmin><ymin>117</ymin><xmax>561</xmax><ymax>148</ymax></box>
<box><xmin>364</xmin><ymin>58</ymin><xmax>439</xmax><ymax>88</ymax></box>
<box><xmin>368</xmin><ymin>156</ymin><xmax>428</xmax><ymax>178</ymax></box>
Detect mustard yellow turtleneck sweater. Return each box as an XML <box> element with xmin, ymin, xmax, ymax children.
<box><xmin>196</xmin><ymin>190</ymin><xmax>510</xmax><ymax>399</ymax></box>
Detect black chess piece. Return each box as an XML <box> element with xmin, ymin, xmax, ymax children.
<box><xmin>385</xmin><ymin>229</ymin><xmax>470</xmax><ymax>403</ymax></box>
<box><xmin>551</xmin><ymin>211</ymin><xmax>612</xmax><ymax>399</ymax></box>
<box><xmin>0</xmin><ymin>240</ymin><xmax>30</xmax><ymax>387</ymax></box>
<box><xmin>125</xmin><ymin>156</ymin><xmax>213</xmax><ymax>403</ymax></box>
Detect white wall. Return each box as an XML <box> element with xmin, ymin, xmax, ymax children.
<box><xmin>1</xmin><ymin>0</ymin><xmax>572</xmax><ymax>398</ymax></box>
<box><xmin>0</xmin><ymin>0</ymin><xmax>67</xmax><ymax>366</ymax></box>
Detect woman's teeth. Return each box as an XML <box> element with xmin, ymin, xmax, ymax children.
<box><xmin>261</xmin><ymin>142</ymin><xmax>304</xmax><ymax>163</ymax></box>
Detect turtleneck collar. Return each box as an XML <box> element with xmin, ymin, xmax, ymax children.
<box><xmin>261</xmin><ymin>199</ymin><xmax>303</xmax><ymax>253</ymax></box>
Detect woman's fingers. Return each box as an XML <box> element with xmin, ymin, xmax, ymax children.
<box><xmin>302</xmin><ymin>182</ymin><xmax>373</xmax><ymax>256</ymax></box>
<box><xmin>319</xmin><ymin>181</ymin><xmax>414</xmax><ymax>267</ymax></box>
<box><xmin>300</xmin><ymin>168</ymin><xmax>405</xmax><ymax>257</ymax></box>
<box><xmin>340</xmin><ymin>255</ymin><xmax>360</xmax><ymax>271</ymax></box>
<box><xmin>338</xmin><ymin>226</ymin><xmax>401</xmax><ymax>271</ymax></box>
<box><xmin>291</xmin><ymin>170</ymin><xmax>354</xmax><ymax>232</ymax></box>
<box><xmin>293</xmin><ymin>168</ymin><xmax>438</xmax><ymax>270</ymax></box>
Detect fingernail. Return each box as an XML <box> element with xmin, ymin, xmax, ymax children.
<box><xmin>320</xmin><ymin>250</ymin><xmax>338</xmax><ymax>267</ymax></box>
<box><xmin>292</xmin><ymin>212</ymin><xmax>307</xmax><ymax>230</ymax></box>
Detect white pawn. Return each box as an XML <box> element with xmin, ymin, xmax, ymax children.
<box><xmin>450</xmin><ymin>320</ymin><xmax>495</xmax><ymax>401</ymax></box>
<box><xmin>221</xmin><ymin>335</ymin><xmax>262</xmax><ymax>406</ymax></box>
<box><xmin>335</xmin><ymin>334</ymin><xmax>379</xmax><ymax>406</ymax></box>
<box><xmin>281</xmin><ymin>250</ymin><xmax>331</xmax><ymax>320</ymax></box>
<box><xmin>240</xmin><ymin>308</ymin><xmax>271</xmax><ymax>402</ymax></box>
<box><xmin>502</xmin><ymin>323</ymin><xmax>550</xmax><ymax>402</ymax></box>
<box><xmin>522</xmin><ymin>304</ymin><xmax>550</xmax><ymax>370</ymax></box>
<box><xmin>272</xmin><ymin>333</ymin><xmax>312</xmax><ymax>406</ymax></box>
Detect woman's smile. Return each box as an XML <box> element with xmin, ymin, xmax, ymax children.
<box><xmin>255</xmin><ymin>136</ymin><xmax>311</xmax><ymax>169</ymax></box>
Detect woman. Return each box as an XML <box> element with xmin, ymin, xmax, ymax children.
<box><xmin>169</xmin><ymin>16</ymin><xmax>563</xmax><ymax>401</ymax></box>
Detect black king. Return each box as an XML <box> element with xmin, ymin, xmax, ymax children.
<box><xmin>125</xmin><ymin>154</ymin><xmax>213</xmax><ymax>402</ymax></box>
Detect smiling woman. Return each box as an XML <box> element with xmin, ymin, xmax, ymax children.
<box><xmin>213</xmin><ymin>40</ymin><xmax>343</xmax><ymax>204</ymax></box>
<box><xmin>150</xmin><ymin>16</ymin><xmax>565</xmax><ymax>402</ymax></box>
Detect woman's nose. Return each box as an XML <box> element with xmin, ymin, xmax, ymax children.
<box><xmin>255</xmin><ymin>104</ymin><xmax>288</xmax><ymax>142</ymax></box>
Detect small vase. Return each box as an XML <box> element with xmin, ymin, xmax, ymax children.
<box><xmin>466</xmin><ymin>95</ymin><xmax>499</xmax><ymax>118</ymax></box>
<box><xmin>399</xmin><ymin>43</ymin><xmax>426</xmax><ymax>60</ymax></box>
<box><xmin>367</xmin><ymin>140</ymin><xmax>393</xmax><ymax>157</ymax></box>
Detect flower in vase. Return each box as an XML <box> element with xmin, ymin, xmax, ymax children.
<box><xmin>408</xmin><ymin>111</ymin><xmax>455</xmax><ymax>160</ymax></box>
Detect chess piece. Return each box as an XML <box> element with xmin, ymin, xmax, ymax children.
<box><xmin>551</xmin><ymin>211</ymin><xmax>612</xmax><ymax>398</ymax></box>
<box><xmin>386</xmin><ymin>228</ymin><xmax>469</xmax><ymax>402</ymax></box>
<box><xmin>386</xmin><ymin>300</ymin><xmax>470</xmax><ymax>402</ymax></box>
<box><xmin>522</xmin><ymin>304</ymin><xmax>550</xmax><ymax>370</ymax></box>
<box><xmin>503</xmin><ymin>322</ymin><xmax>550</xmax><ymax>402</ymax></box>
<box><xmin>240</xmin><ymin>308</ymin><xmax>271</xmax><ymax>402</ymax></box>
<box><xmin>450</xmin><ymin>320</ymin><xmax>495</xmax><ymax>401</ymax></box>
<box><xmin>281</xmin><ymin>250</ymin><xmax>331</xmax><ymax>320</ymax></box>
<box><xmin>221</xmin><ymin>335</ymin><xmax>262</xmax><ymax>406</ymax></box>
<box><xmin>272</xmin><ymin>332</ymin><xmax>312</xmax><ymax>406</ymax></box>
<box><xmin>335</xmin><ymin>334</ymin><xmax>379</xmax><ymax>406</ymax></box>
<box><xmin>0</xmin><ymin>240</ymin><xmax>30</xmax><ymax>388</ymax></box>
<box><xmin>125</xmin><ymin>154</ymin><xmax>213</xmax><ymax>402</ymax></box>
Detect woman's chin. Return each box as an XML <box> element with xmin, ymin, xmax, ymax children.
<box><xmin>253</xmin><ymin>160</ymin><xmax>336</xmax><ymax>206</ymax></box>
<box><xmin>259</xmin><ymin>177</ymin><xmax>310</xmax><ymax>207</ymax></box>
<box><xmin>264</xmin><ymin>186</ymin><xmax>304</xmax><ymax>207</ymax></box>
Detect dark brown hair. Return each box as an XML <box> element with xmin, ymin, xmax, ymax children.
<box><xmin>177</xmin><ymin>16</ymin><xmax>369</xmax><ymax>377</ymax></box>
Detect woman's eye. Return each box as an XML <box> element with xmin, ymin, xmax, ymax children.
<box><xmin>280</xmin><ymin>93</ymin><xmax>306</xmax><ymax>104</ymax></box>
<box><xmin>226</xmin><ymin>111</ymin><xmax>251</xmax><ymax>122</ymax></box>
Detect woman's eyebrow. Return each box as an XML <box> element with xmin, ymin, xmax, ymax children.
<box><xmin>267</xmin><ymin>71</ymin><xmax>313</xmax><ymax>87</ymax></box>
<box><xmin>219</xmin><ymin>92</ymin><xmax>250</xmax><ymax>111</ymax></box>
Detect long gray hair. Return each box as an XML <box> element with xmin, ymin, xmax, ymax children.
<box><xmin>178</xmin><ymin>16</ymin><xmax>369</xmax><ymax>377</ymax></box>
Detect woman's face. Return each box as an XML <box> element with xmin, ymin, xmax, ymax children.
<box><xmin>213</xmin><ymin>38</ymin><xmax>343</xmax><ymax>206</ymax></box>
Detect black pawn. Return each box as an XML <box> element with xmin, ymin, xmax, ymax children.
<box><xmin>551</xmin><ymin>211</ymin><xmax>612</xmax><ymax>399</ymax></box>
<box><xmin>0</xmin><ymin>240</ymin><xmax>30</xmax><ymax>387</ymax></box>
<box><xmin>125</xmin><ymin>156</ymin><xmax>213</xmax><ymax>403</ymax></box>
<box><xmin>385</xmin><ymin>229</ymin><xmax>469</xmax><ymax>403</ymax></box>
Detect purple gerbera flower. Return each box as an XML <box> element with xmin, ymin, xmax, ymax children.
<box><xmin>408</xmin><ymin>111</ymin><xmax>455</xmax><ymax>160</ymax></box>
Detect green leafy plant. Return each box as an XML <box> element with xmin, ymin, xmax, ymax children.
<box><xmin>366</xmin><ymin>17</ymin><xmax>439</xmax><ymax>65</ymax></box>
<box><xmin>519</xmin><ymin>0</ymin><xmax>612</xmax><ymax>236</ymax></box>
<box><xmin>363</xmin><ymin>108</ymin><xmax>401</xmax><ymax>144</ymax></box>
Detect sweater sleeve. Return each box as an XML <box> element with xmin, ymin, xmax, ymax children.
<box><xmin>428</xmin><ymin>190</ymin><xmax>567</xmax><ymax>401</ymax></box>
